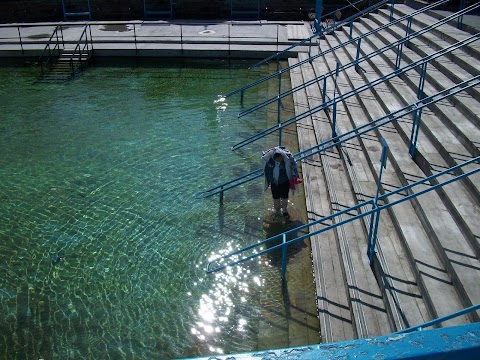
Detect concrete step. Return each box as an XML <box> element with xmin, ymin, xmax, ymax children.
<box><xmin>299</xmin><ymin>44</ymin><xmax>431</xmax><ymax>333</ymax></box>
<box><xmin>322</xmin><ymin>27</ymin><xmax>480</xmax><ymax>321</ymax></box>
<box><xmin>384</xmin><ymin>4</ymin><xmax>480</xmax><ymax>60</ymax></box>
<box><xmin>342</xmin><ymin>21</ymin><xmax>480</xmax><ymax>259</ymax></box>
<box><xmin>289</xmin><ymin>57</ymin><xmax>355</xmax><ymax>343</ymax></box>
<box><xmin>297</xmin><ymin>50</ymin><xmax>393</xmax><ymax>339</ymax></box>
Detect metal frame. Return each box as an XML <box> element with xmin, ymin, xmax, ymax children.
<box><xmin>230</xmin><ymin>33</ymin><xmax>479</xmax><ymax>151</ymax></box>
<box><xmin>195</xmin><ymin>76</ymin><xmax>479</xmax><ymax>201</ymax></box>
<box><xmin>205</xmin><ymin>152</ymin><xmax>479</xmax><ymax>278</ymax></box>
<box><xmin>234</xmin><ymin>2</ymin><xmax>479</xmax><ymax>121</ymax></box>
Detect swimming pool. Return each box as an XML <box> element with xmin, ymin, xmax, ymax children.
<box><xmin>0</xmin><ymin>60</ymin><xmax>317</xmax><ymax>359</ymax></box>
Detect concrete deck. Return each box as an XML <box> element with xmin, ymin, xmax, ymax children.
<box><xmin>0</xmin><ymin>20</ymin><xmax>313</xmax><ymax>59</ymax></box>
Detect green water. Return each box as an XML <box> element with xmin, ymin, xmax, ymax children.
<box><xmin>0</xmin><ymin>61</ymin><xmax>304</xmax><ymax>359</ymax></box>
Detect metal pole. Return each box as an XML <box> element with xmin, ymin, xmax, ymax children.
<box><xmin>389</xmin><ymin>0</ymin><xmax>395</xmax><ymax>22</ymax></box>
<box><xmin>405</xmin><ymin>17</ymin><xmax>412</xmax><ymax>48</ymax></box>
<box><xmin>355</xmin><ymin>38</ymin><xmax>361</xmax><ymax>73</ymax></box>
<box><xmin>367</xmin><ymin>138</ymin><xmax>389</xmax><ymax>263</ymax></box>
<box><xmin>409</xmin><ymin>105</ymin><xmax>423</xmax><ymax>159</ymax></box>
<box><xmin>17</xmin><ymin>26</ymin><xmax>24</xmax><ymax>55</ymax></box>
<box><xmin>332</xmin><ymin>62</ymin><xmax>340</xmax><ymax>138</ymax></box>
<box><xmin>417</xmin><ymin>62</ymin><xmax>428</xmax><ymax>100</ymax></box>
<box><xmin>322</xmin><ymin>76</ymin><xmax>327</xmax><ymax>104</ymax></box>
<box><xmin>180</xmin><ymin>24</ymin><xmax>183</xmax><ymax>55</ymax></box>
<box><xmin>458</xmin><ymin>0</ymin><xmax>466</xmax><ymax>30</ymax></box>
<box><xmin>134</xmin><ymin>23</ymin><xmax>138</xmax><ymax>56</ymax></box>
<box><xmin>281</xmin><ymin>233</ymin><xmax>287</xmax><ymax>281</ymax></box>
<box><xmin>277</xmin><ymin>61</ymin><xmax>282</xmax><ymax>146</ymax></box>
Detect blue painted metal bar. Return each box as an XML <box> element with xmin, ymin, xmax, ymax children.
<box><xmin>206</xmin><ymin>156</ymin><xmax>479</xmax><ymax>273</ymax></box>
<box><xmin>405</xmin><ymin>16</ymin><xmax>413</xmax><ymax>48</ymax></box>
<box><xmin>277</xmin><ymin>60</ymin><xmax>282</xmax><ymax>146</ymax></box>
<box><xmin>237</xmin><ymin>2</ymin><xmax>479</xmax><ymax>118</ymax></box>
<box><xmin>395</xmin><ymin>304</ymin><xmax>480</xmax><ymax>334</ymax></box>
<box><xmin>223</xmin><ymin>0</ymin><xmax>453</xmax><ymax>99</ymax></box>
<box><xmin>196</xmin><ymin>77</ymin><xmax>479</xmax><ymax>199</ymax></box>
<box><xmin>389</xmin><ymin>0</ymin><xmax>395</xmax><ymax>22</ymax></box>
<box><xmin>355</xmin><ymin>38</ymin><xmax>362</xmax><ymax>73</ymax></box>
<box><xmin>331</xmin><ymin>62</ymin><xmax>340</xmax><ymax>138</ymax></box>
<box><xmin>281</xmin><ymin>233</ymin><xmax>287</xmax><ymax>281</ymax></box>
<box><xmin>232</xmin><ymin>34</ymin><xmax>479</xmax><ymax>150</ymax></box>
<box><xmin>458</xmin><ymin>0</ymin><xmax>467</xmax><ymax>30</ymax></box>
<box><xmin>417</xmin><ymin>62</ymin><xmax>428</xmax><ymax>100</ymax></box>
<box><xmin>367</xmin><ymin>138</ymin><xmax>389</xmax><ymax>263</ymax></box>
<box><xmin>248</xmin><ymin>0</ymin><xmax>391</xmax><ymax>70</ymax></box>
<box><xmin>408</xmin><ymin>105</ymin><xmax>423</xmax><ymax>159</ymax></box>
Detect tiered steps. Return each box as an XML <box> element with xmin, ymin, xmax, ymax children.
<box><xmin>289</xmin><ymin>4</ymin><xmax>479</xmax><ymax>342</ymax></box>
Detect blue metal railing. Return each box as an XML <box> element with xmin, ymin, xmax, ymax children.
<box><xmin>248</xmin><ymin>0</ymin><xmax>392</xmax><ymax>71</ymax></box>
<box><xmin>230</xmin><ymin>33</ymin><xmax>479</xmax><ymax>151</ymax></box>
<box><xmin>226</xmin><ymin>0</ymin><xmax>455</xmax><ymax>101</ymax></box>
<box><xmin>195</xmin><ymin>76</ymin><xmax>479</xmax><ymax>200</ymax></box>
<box><xmin>205</xmin><ymin>152</ymin><xmax>480</xmax><ymax>280</ymax></box>
<box><xmin>236</xmin><ymin>1</ymin><xmax>480</xmax><ymax>119</ymax></box>
<box><xmin>395</xmin><ymin>304</ymin><xmax>480</xmax><ymax>334</ymax></box>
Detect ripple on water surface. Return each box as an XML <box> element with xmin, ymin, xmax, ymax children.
<box><xmin>0</xmin><ymin>62</ymin><xmax>301</xmax><ymax>359</ymax></box>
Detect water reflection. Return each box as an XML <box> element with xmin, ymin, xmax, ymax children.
<box><xmin>192</xmin><ymin>242</ymin><xmax>266</xmax><ymax>355</ymax></box>
<box><xmin>214</xmin><ymin>95</ymin><xmax>228</xmax><ymax>111</ymax></box>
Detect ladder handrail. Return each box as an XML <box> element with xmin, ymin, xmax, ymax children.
<box><xmin>70</xmin><ymin>25</ymin><xmax>92</xmax><ymax>75</ymax></box>
<box><xmin>205</xmin><ymin>155</ymin><xmax>480</xmax><ymax>273</ymax></box>
<box><xmin>195</xmin><ymin>76</ymin><xmax>479</xmax><ymax>199</ymax></box>
<box><xmin>248</xmin><ymin>0</ymin><xmax>392</xmax><ymax>71</ymax></box>
<box><xmin>231</xmin><ymin>33</ymin><xmax>480</xmax><ymax>151</ymax></box>
<box><xmin>38</xmin><ymin>25</ymin><xmax>65</xmax><ymax>75</ymax></box>
<box><xmin>237</xmin><ymin>1</ymin><xmax>479</xmax><ymax>118</ymax></box>
<box><xmin>224</xmin><ymin>0</ymin><xmax>452</xmax><ymax>99</ymax></box>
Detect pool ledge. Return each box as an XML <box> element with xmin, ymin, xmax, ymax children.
<box><xmin>180</xmin><ymin>323</ymin><xmax>480</xmax><ymax>360</ymax></box>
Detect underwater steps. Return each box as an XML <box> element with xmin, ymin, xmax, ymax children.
<box><xmin>289</xmin><ymin>3</ymin><xmax>480</xmax><ymax>343</ymax></box>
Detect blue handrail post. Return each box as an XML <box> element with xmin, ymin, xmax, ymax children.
<box><xmin>355</xmin><ymin>38</ymin><xmax>362</xmax><ymax>73</ymax></box>
<box><xmin>332</xmin><ymin>62</ymin><xmax>340</xmax><ymax>138</ymax></box>
<box><xmin>395</xmin><ymin>40</ymin><xmax>403</xmax><ymax>70</ymax></box>
<box><xmin>417</xmin><ymin>62</ymin><xmax>428</xmax><ymax>100</ymax></box>
<box><xmin>349</xmin><ymin>20</ymin><xmax>354</xmax><ymax>40</ymax></box>
<box><xmin>367</xmin><ymin>138</ymin><xmax>389</xmax><ymax>264</ymax></box>
<box><xmin>278</xmin><ymin>63</ymin><xmax>282</xmax><ymax>146</ymax></box>
<box><xmin>281</xmin><ymin>233</ymin><xmax>287</xmax><ymax>281</ymax></box>
<box><xmin>458</xmin><ymin>0</ymin><xmax>466</xmax><ymax>30</ymax></box>
<box><xmin>389</xmin><ymin>0</ymin><xmax>395</xmax><ymax>22</ymax></box>
<box><xmin>240</xmin><ymin>89</ymin><xmax>244</xmax><ymax>106</ymax></box>
<box><xmin>322</xmin><ymin>77</ymin><xmax>327</xmax><ymax>104</ymax></box>
<box><xmin>409</xmin><ymin>105</ymin><xmax>423</xmax><ymax>159</ymax></box>
<box><xmin>406</xmin><ymin>17</ymin><xmax>413</xmax><ymax>48</ymax></box>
